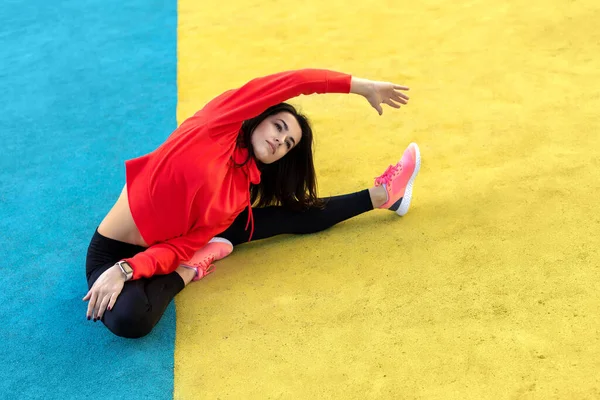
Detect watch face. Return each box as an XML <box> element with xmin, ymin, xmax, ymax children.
<box><xmin>121</xmin><ymin>262</ymin><xmax>133</xmax><ymax>274</ymax></box>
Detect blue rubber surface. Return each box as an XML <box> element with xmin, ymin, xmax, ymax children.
<box><xmin>0</xmin><ymin>1</ymin><xmax>177</xmax><ymax>398</ymax></box>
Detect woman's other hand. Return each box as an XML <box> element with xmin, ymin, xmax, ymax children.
<box><xmin>350</xmin><ymin>77</ymin><xmax>409</xmax><ymax>115</ymax></box>
<box><xmin>83</xmin><ymin>265</ymin><xmax>125</xmax><ymax>321</ymax></box>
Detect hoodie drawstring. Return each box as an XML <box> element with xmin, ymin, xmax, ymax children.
<box><xmin>244</xmin><ymin>173</ymin><xmax>255</xmax><ymax>242</ymax></box>
<box><xmin>233</xmin><ymin>147</ymin><xmax>258</xmax><ymax>243</ymax></box>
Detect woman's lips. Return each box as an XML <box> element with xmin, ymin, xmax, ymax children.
<box><xmin>267</xmin><ymin>140</ymin><xmax>276</xmax><ymax>155</ymax></box>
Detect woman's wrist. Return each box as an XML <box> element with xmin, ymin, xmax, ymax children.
<box><xmin>350</xmin><ymin>77</ymin><xmax>373</xmax><ymax>97</ymax></box>
<box><xmin>111</xmin><ymin>264</ymin><xmax>129</xmax><ymax>282</ymax></box>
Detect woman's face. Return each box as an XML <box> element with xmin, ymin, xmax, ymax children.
<box><xmin>250</xmin><ymin>112</ymin><xmax>302</xmax><ymax>164</ymax></box>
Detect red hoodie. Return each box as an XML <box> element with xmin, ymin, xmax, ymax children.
<box><xmin>122</xmin><ymin>69</ymin><xmax>352</xmax><ymax>279</ymax></box>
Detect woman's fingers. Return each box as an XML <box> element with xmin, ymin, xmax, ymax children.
<box><xmin>394</xmin><ymin>89</ymin><xmax>410</xmax><ymax>100</ymax></box>
<box><xmin>393</xmin><ymin>84</ymin><xmax>410</xmax><ymax>91</ymax></box>
<box><xmin>373</xmin><ymin>102</ymin><xmax>383</xmax><ymax>115</ymax></box>
<box><xmin>96</xmin><ymin>295</ymin><xmax>111</xmax><ymax>320</ymax></box>
<box><xmin>107</xmin><ymin>293</ymin><xmax>119</xmax><ymax>313</ymax></box>
<box><xmin>383</xmin><ymin>99</ymin><xmax>402</xmax><ymax>109</ymax></box>
<box><xmin>391</xmin><ymin>93</ymin><xmax>408</xmax><ymax>104</ymax></box>
<box><xmin>86</xmin><ymin>291</ymin><xmax>98</xmax><ymax>320</ymax></box>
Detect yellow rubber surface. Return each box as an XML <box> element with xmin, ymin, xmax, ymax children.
<box><xmin>175</xmin><ymin>0</ymin><xmax>600</xmax><ymax>398</ymax></box>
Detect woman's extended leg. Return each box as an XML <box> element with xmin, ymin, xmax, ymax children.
<box><xmin>219</xmin><ymin>189</ymin><xmax>378</xmax><ymax>246</ymax></box>
<box><xmin>86</xmin><ymin>229</ymin><xmax>185</xmax><ymax>338</ymax></box>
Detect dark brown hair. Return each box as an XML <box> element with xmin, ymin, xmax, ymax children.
<box><xmin>236</xmin><ymin>102</ymin><xmax>324</xmax><ymax>211</ymax></box>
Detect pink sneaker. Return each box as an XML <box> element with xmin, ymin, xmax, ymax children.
<box><xmin>180</xmin><ymin>237</ymin><xmax>233</xmax><ymax>281</ymax></box>
<box><xmin>374</xmin><ymin>143</ymin><xmax>421</xmax><ymax>216</ymax></box>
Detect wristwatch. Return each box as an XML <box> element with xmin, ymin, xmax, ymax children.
<box><xmin>116</xmin><ymin>261</ymin><xmax>133</xmax><ymax>281</ymax></box>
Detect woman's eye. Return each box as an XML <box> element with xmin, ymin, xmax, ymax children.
<box><xmin>275</xmin><ymin>123</ymin><xmax>282</xmax><ymax>132</ymax></box>
<box><xmin>286</xmin><ymin>141</ymin><xmax>291</xmax><ymax>150</ymax></box>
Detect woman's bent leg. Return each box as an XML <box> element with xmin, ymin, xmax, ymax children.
<box><xmin>86</xmin><ymin>229</ymin><xmax>185</xmax><ymax>338</ymax></box>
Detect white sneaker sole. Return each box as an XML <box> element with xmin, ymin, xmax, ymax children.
<box><xmin>208</xmin><ymin>237</ymin><xmax>234</xmax><ymax>259</ymax></box>
<box><xmin>396</xmin><ymin>143</ymin><xmax>421</xmax><ymax>216</ymax></box>
<box><xmin>209</xmin><ymin>237</ymin><xmax>233</xmax><ymax>247</ymax></box>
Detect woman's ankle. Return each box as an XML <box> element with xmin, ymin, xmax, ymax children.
<box><xmin>175</xmin><ymin>266</ymin><xmax>196</xmax><ymax>286</ymax></box>
<box><xmin>368</xmin><ymin>186</ymin><xmax>387</xmax><ymax>209</ymax></box>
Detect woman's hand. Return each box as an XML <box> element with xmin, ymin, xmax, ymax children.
<box><xmin>83</xmin><ymin>265</ymin><xmax>126</xmax><ymax>321</ymax></box>
<box><xmin>350</xmin><ymin>77</ymin><xmax>410</xmax><ymax>115</ymax></box>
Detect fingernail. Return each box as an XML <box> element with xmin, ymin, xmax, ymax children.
<box><xmin>93</xmin><ymin>318</ymin><xmax>96</xmax><ymax>322</ymax></box>
<box><xmin>87</xmin><ymin>316</ymin><xmax>90</xmax><ymax>321</ymax></box>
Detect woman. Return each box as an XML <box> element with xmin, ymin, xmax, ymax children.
<box><xmin>84</xmin><ymin>69</ymin><xmax>419</xmax><ymax>338</ymax></box>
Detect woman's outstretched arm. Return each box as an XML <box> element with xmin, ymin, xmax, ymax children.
<box><xmin>191</xmin><ymin>69</ymin><xmax>409</xmax><ymax>145</ymax></box>
<box><xmin>199</xmin><ymin>69</ymin><xmax>409</xmax><ymax>127</ymax></box>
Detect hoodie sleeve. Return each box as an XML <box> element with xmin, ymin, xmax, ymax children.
<box><xmin>122</xmin><ymin>221</ymin><xmax>232</xmax><ymax>280</ymax></box>
<box><xmin>198</xmin><ymin>69</ymin><xmax>352</xmax><ymax>143</ymax></box>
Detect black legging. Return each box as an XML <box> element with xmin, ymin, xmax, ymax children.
<box><xmin>86</xmin><ymin>190</ymin><xmax>373</xmax><ymax>338</ymax></box>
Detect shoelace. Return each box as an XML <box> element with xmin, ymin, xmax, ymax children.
<box><xmin>374</xmin><ymin>163</ymin><xmax>401</xmax><ymax>186</ymax></box>
<box><xmin>187</xmin><ymin>255</ymin><xmax>216</xmax><ymax>280</ymax></box>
